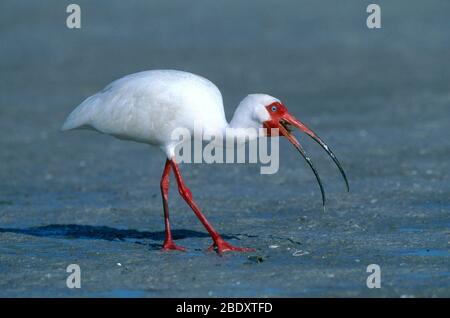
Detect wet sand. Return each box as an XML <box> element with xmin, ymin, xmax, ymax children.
<box><xmin>0</xmin><ymin>0</ymin><xmax>449</xmax><ymax>297</ymax></box>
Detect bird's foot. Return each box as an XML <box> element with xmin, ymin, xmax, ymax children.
<box><xmin>162</xmin><ymin>240</ymin><xmax>186</xmax><ymax>251</ymax></box>
<box><xmin>208</xmin><ymin>238</ymin><xmax>255</xmax><ymax>255</ymax></box>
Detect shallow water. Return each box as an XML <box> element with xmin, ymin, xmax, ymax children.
<box><xmin>0</xmin><ymin>0</ymin><xmax>449</xmax><ymax>297</ymax></box>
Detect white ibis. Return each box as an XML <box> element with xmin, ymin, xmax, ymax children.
<box><xmin>62</xmin><ymin>70</ymin><xmax>349</xmax><ymax>254</ymax></box>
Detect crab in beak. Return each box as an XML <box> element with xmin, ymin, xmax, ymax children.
<box><xmin>263</xmin><ymin>102</ymin><xmax>349</xmax><ymax>209</ymax></box>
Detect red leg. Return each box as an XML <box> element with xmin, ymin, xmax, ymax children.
<box><xmin>160</xmin><ymin>159</ymin><xmax>185</xmax><ymax>251</ymax></box>
<box><xmin>169</xmin><ymin>159</ymin><xmax>254</xmax><ymax>254</ymax></box>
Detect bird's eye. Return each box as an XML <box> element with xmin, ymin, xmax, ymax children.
<box><xmin>271</xmin><ymin>105</ymin><xmax>277</xmax><ymax>112</ymax></box>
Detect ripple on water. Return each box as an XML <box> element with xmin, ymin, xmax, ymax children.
<box><xmin>397</xmin><ymin>249</ymin><xmax>449</xmax><ymax>257</ymax></box>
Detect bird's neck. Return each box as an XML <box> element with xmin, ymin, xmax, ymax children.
<box><xmin>223</xmin><ymin>112</ymin><xmax>262</xmax><ymax>146</ymax></box>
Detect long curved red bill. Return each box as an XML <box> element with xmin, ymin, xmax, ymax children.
<box><xmin>279</xmin><ymin>113</ymin><xmax>349</xmax><ymax>209</ymax></box>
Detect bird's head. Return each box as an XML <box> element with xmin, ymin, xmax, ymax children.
<box><xmin>237</xmin><ymin>93</ymin><xmax>349</xmax><ymax>208</ymax></box>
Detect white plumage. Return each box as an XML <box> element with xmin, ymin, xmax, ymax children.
<box><xmin>62</xmin><ymin>69</ymin><xmax>348</xmax><ymax>254</ymax></box>
<box><xmin>62</xmin><ymin>69</ymin><xmax>276</xmax><ymax>157</ymax></box>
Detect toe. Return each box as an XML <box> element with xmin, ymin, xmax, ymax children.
<box><xmin>208</xmin><ymin>240</ymin><xmax>254</xmax><ymax>254</ymax></box>
<box><xmin>162</xmin><ymin>242</ymin><xmax>186</xmax><ymax>251</ymax></box>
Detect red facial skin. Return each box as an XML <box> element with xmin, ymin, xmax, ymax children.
<box><xmin>262</xmin><ymin>101</ymin><xmax>288</xmax><ymax>136</ymax></box>
<box><xmin>263</xmin><ymin>101</ymin><xmax>316</xmax><ymax>139</ymax></box>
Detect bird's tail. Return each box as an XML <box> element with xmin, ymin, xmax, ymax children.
<box><xmin>61</xmin><ymin>95</ymin><xmax>97</xmax><ymax>131</ymax></box>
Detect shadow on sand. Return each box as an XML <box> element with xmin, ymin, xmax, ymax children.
<box><xmin>0</xmin><ymin>224</ymin><xmax>239</xmax><ymax>250</ymax></box>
